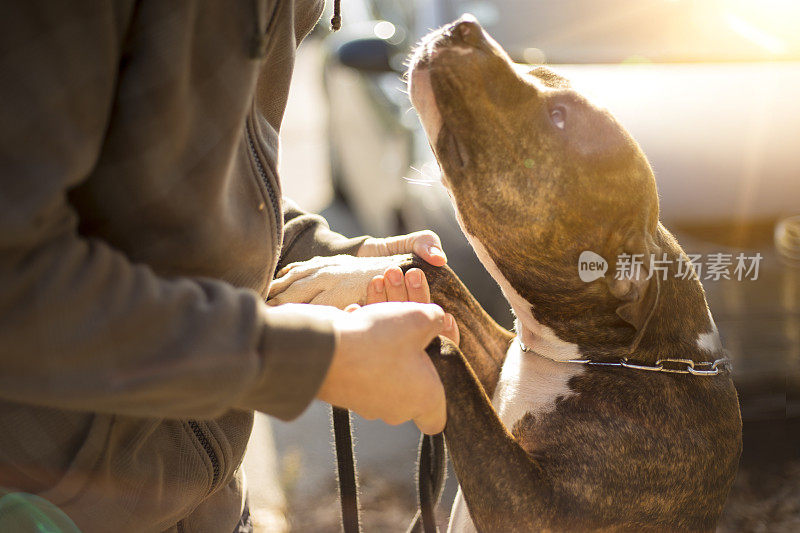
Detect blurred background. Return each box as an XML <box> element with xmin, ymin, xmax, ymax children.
<box><xmin>249</xmin><ymin>0</ymin><xmax>800</xmax><ymax>531</ymax></box>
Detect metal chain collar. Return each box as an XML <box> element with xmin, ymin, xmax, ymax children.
<box><xmin>517</xmin><ymin>339</ymin><xmax>731</xmax><ymax>376</ymax></box>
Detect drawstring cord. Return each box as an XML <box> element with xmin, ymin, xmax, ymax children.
<box><xmin>331</xmin><ymin>0</ymin><xmax>342</xmax><ymax>31</ymax></box>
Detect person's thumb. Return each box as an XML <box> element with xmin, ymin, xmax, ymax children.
<box><xmin>408</xmin><ymin>231</ymin><xmax>447</xmax><ymax>266</ymax></box>
<box><xmin>441</xmin><ymin>313</ymin><xmax>460</xmax><ymax>346</ymax></box>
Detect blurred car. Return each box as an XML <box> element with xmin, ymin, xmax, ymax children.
<box><xmin>321</xmin><ymin>0</ymin><xmax>800</xmax><ymax>428</ymax></box>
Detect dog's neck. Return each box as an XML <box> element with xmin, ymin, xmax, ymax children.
<box><xmin>508</xmin><ymin>269</ymin><xmax>721</xmax><ymax>365</ymax></box>
<box><xmin>511</xmin><ymin>305</ymin><xmax>581</xmax><ymax>363</ymax></box>
<box><xmin>461</xmin><ymin>223</ymin><xmax>723</xmax><ymax>364</ymax></box>
<box><xmin>460</xmin><ymin>228</ymin><xmax>583</xmax><ymax>362</ymax></box>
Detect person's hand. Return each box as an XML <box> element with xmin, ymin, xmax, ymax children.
<box><xmin>318</xmin><ymin>302</ymin><xmax>457</xmax><ymax>434</ymax></box>
<box><xmin>357</xmin><ymin>230</ymin><xmax>447</xmax><ymax>266</ymax></box>
<box><xmin>362</xmin><ymin>264</ymin><xmax>459</xmax><ymax>346</ymax></box>
<box><xmin>357</xmin><ymin>230</ymin><xmax>452</xmax><ymax>330</ymax></box>
<box><xmin>267</xmin><ymin>254</ymin><xmax>411</xmax><ymax>308</ymax></box>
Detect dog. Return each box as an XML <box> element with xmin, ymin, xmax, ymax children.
<box><xmin>269</xmin><ymin>14</ymin><xmax>742</xmax><ymax>532</ymax></box>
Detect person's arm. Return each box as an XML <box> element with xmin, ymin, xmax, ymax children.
<box><xmin>280</xmin><ymin>199</ymin><xmax>449</xmax><ymax>272</ymax></box>
<box><xmin>278</xmin><ymin>198</ymin><xmax>368</xmax><ymax>271</ymax></box>
<box><xmin>0</xmin><ymin>3</ymin><xmax>333</xmax><ymax>422</ymax></box>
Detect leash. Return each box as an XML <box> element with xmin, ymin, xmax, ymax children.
<box><xmin>333</xmin><ymin>407</ymin><xmax>360</xmax><ymax>532</ymax></box>
<box><xmin>333</xmin><ymin>407</ymin><xmax>446</xmax><ymax>533</ymax></box>
<box><xmin>407</xmin><ymin>432</ymin><xmax>447</xmax><ymax>533</ymax></box>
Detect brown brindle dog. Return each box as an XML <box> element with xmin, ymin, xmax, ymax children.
<box><xmin>404</xmin><ymin>14</ymin><xmax>741</xmax><ymax>532</ymax></box>
<box><xmin>268</xmin><ymin>14</ymin><xmax>742</xmax><ymax>533</ymax></box>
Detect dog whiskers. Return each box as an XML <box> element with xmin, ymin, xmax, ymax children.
<box><xmin>403</xmin><ymin>165</ymin><xmax>443</xmax><ymax>188</ymax></box>
<box><xmin>402</xmin><ymin>177</ymin><xmax>434</xmax><ymax>187</ymax></box>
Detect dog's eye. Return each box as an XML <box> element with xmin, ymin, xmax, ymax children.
<box><xmin>549</xmin><ymin>106</ymin><xmax>566</xmax><ymax>130</ymax></box>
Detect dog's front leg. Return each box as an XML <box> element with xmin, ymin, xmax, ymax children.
<box><xmin>426</xmin><ymin>337</ymin><xmax>552</xmax><ymax>533</ymax></box>
<box><xmin>402</xmin><ymin>256</ymin><xmax>512</xmax><ymax>396</ymax></box>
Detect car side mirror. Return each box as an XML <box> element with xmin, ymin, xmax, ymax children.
<box><xmin>334</xmin><ymin>37</ymin><xmax>398</xmax><ymax>73</ymax></box>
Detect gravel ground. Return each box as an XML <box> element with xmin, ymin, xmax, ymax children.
<box><xmin>720</xmin><ymin>461</ymin><xmax>800</xmax><ymax>533</ymax></box>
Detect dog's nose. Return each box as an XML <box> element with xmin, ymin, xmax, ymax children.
<box><xmin>452</xmin><ymin>14</ymin><xmax>483</xmax><ymax>47</ymax></box>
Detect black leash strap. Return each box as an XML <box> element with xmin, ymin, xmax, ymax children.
<box><xmin>407</xmin><ymin>432</ymin><xmax>447</xmax><ymax>533</ymax></box>
<box><xmin>333</xmin><ymin>407</ymin><xmax>360</xmax><ymax>533</ymax></box>
<box><xmin>333</xmin><ymin>407</ymin><xmax>446</xmax><ymax>533</ymax></box>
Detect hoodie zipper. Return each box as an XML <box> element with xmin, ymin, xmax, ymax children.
<box><xmin>178</xmin><ymin>126</ymin><xmax>275</xmax><ymax>528</ymax></box>
<box><xmin>246</xmin><ymin>121</ymin><xmax>280</xmax><ymax>232</ymax></box>
<box><xmin>187</xmin><ymin>420</ymin><xmax>220</xmax><ymax>493</ymax></box>
<box><xmin>176</xmin><ymin>6</ymin><xmax>280</xmax><ymax>531</ymax></box>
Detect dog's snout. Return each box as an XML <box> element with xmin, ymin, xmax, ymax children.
<box><xmin>451</xmin><ymin>14</ymin><xmax>483</xmax><ymax>47</ymax></box>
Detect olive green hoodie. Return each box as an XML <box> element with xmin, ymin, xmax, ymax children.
<box><xmin>0</xmin><ymin>1</ymin><xmax>363</xmax><ymax>530</ymax></box>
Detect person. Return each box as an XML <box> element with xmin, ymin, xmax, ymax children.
<box><xmin>0</xmin><ymin>1</ymin><xmax>456</xmax><ymax>531</ymax></box>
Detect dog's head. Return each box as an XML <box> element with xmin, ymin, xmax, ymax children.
<box><xmin>409</xmin><ymin>16</ymin><xmax>668</xmax><ymax>354</ymax></box>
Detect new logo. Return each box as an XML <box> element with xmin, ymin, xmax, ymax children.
<box><xmin>578</xmin><ymin>251</ymin><xmax>608</xmax><ymax>282</ymax></box>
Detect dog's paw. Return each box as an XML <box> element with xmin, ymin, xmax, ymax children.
<box><xmin>267</xmin><ymin>254</ymin><xmax>413</xmax><ymax>308</ymax></box>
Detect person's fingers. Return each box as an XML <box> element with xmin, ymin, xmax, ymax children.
<box><xmin>366</xmin><ymin>276</ymin><xmax>387</xmax><ymax>304</ymax></box>
<box><xmin>357</xmin><ymin>232</ymin><xmax>447</xmax><ymax>267</ymax></box>
<box><xmin>344</xmin><ymin>303</ymin><xmax>361</xmax><ymax>312</ymax></box>
<box><xmin>268</xmin><ymin>265</ymin><xmax>313</xmax><ymax>297</ymax></box>
<box><xmin>384</xmin><ymin>266</ymin><xmax>408</xmax><ymax>302</ymax></box>
<box><xmin>410</xmin><ymin>231</ymin><xmax>447</xmax><ymax>266</ymax></box>
<box><xmin>414</xmin><ymin>406</ymin><xmax>446</xmax><ymax>435</ymax></box>
<box><xmin>404</xmin><ymin>268</ymin><xmax>430</xmax><ymax>303</ymax></box>
<box><xmin>274</xmin><ymin>262</ymin><xmax>300</xmax><ymax>278</ymax></box>
<box><xmin>355</xmin><ymin>237</ymin><xmax>386</xmax><ymax>257</ymax></box>
<box><xmin>441</xmin><ymin>313</ymin><xmax>460</xmax><ymax>346</ymax></box>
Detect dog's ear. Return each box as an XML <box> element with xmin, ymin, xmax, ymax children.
<box><xmin>605</xmin><ymin>230</ymin><xmax>661</xmax><ymax>348</ymax></box>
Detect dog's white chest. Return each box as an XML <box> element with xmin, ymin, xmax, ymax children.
<box><xmin>448</xmin><ymin>341</ymin><xmax>584</xmax><ymax>533</ymax></box>
<box><xmin>492</xmin><ymin>341</ymin><xmax>584</xmax><ymax>429</ymax></box>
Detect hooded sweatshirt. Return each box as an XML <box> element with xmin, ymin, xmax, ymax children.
<box><xmin>0</xmin><ymin>1</ymin><xmax>363</xmax><ymax>530</ymax></box>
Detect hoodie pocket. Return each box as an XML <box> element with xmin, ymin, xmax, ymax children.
<box><xmin>35</xmin><ymin>417</ymin><xmax>222</xmax><ymax>532</ymax></box>
<box><xmin>36</xmin><ymin>414</ymin><xmax>113</xmax><ymax>510</ymax></box>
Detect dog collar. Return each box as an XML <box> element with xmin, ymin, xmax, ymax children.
<box><xmin>516</xmin><ymin>337</ymin><xmax>731</xmax><ymax>376</ymax></box>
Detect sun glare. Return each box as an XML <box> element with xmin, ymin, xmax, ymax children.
<box><xmin>722</xmin><ymin>0</ymin><xmax>800</xmax><ymax>57</ymax></box>
<box><xmin>725</xmin><ymin>13</ymin><xmax>786</xmax><ymax>55</ymax></box>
